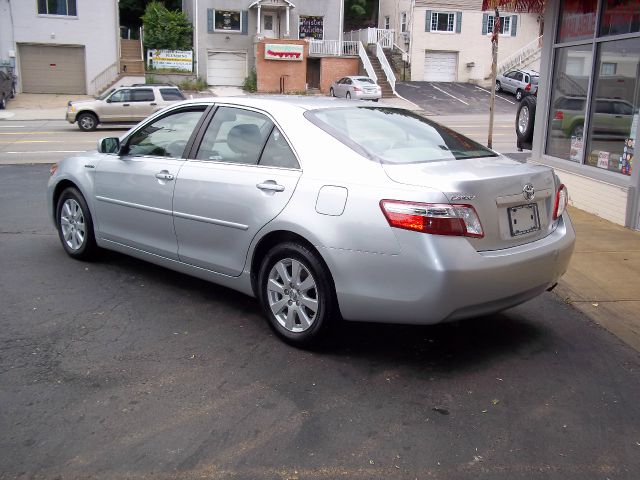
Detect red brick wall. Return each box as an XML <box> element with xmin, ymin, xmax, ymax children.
<box><xmin>256</xmin><ymin>39</ymin><xmax>308</xmax><ymax>93</ymax></box>
<box><xmin>319</xmin><ymin>57</ymin><xmax>360</xmax><ymax>94</ymax></box>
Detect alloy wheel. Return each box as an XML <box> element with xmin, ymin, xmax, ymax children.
<box><xmin>518</xmin><ymin>106</ymin><xmax>530</xmax><ymax>134</ymax></box>
<box><xmin>60</xmin><ymin>199</ymin><xmax>86</xmax><ymax>251</ymax></box>
<box><xmin>267</xmin><ymin>258</ymin><xmax>319</xmax><ymax>333</ymax></box>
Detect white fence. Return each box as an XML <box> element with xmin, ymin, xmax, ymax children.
<box><xmin>344</xmin><ymin>28</ymin><xmax>394</xmax><ymax>48</ymax></box>
<box><xmin>308</xmin><ymin>40</ymin><xmax>359</xmax><ymax>57</ymax></box>
<box><xmin>376</xmin><ymin>42</ymin><xmax>396</xmax><ymax>93</ymax></box>
<box><xmin>358</xmin><ymin>42</ymin><xmax>377</xmax><ymax>83</ymax></box>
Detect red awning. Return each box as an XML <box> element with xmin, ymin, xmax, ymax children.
<box><xmin>482</xmin><ymin>0</ymin><xmax>545</xmax><ymax>12</ymax></box>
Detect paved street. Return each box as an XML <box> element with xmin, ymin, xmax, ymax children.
<box><xmin>2</xmin><ymin>164</ymin><xmax>640</xmax><ymax>479</ymax></box>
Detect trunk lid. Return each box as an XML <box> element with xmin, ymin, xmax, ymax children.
<box><xmin>382</xmin><ymin>156</ymin><xmax>558</xmax><ymax>251</ymax></box>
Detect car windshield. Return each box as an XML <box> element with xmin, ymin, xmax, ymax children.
<box><xmin>306</xmin><ymin>107</ymin><xmax>497</xmax><ymax>164</ymax></box>
<box><xmin>96</xmin><ymin>88</ymin><xmax>115</xmax><ymax>100</ymax></box>
<box><xmin>355</xmin><ymin>77</ymin><xmax>375</xmax><ymax>84</ymax></box>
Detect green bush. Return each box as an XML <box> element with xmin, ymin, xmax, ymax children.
<box><xmin>243</xmin><ymin>69</ymin><xmax>257</xmax><ymax>92</ymax></box>
<box><xmin>142</xmin><ymin>1</ymin><xmax>193</xmax><ymax>50</ymax></box>
<box><xmin>178</xmin><ymin>77</ymin><xmax>209</xmax><ymax>92</ymax></box>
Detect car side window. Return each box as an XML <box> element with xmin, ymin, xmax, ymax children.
<box><xmin>126</xmin><ymin>108</ymin><xmax>205</xmax><ymax>158</ymax></box>
<box><xmin>514</xmin><ymin>72</ymin><xmax>524</xmax><ymax>81</ymax></box>
<box><xmin>160</xmin><ymin>88</ymin><xmax>185</xmax><ymax>101</ymax></box>
<box><xmin>595</xmin><ymin>100</ymin><xmax>614</xmax><ymax>114</ymax></box>
<box><xmin>259</xmin><ymin>127</ymin><xmax>299</xmax><ymax>169</ymax></box>
<box><xmin>109</xmin><ymin>89</ymin><xmax>131</xmax><ymax>103</ymax></box>
<box><xmin>195</xmin><ymin>107</ymin><xmax>273</xmax><ymax>164</ymax></box>
<box><xmin>346</xmin><ymin>78</ymin><xmax>353</xmax><ymax>85</ymax></box>
<box><xmin>505</xmin><ymin>71</ymin><xmax>515</xmax><ymax>79</ymax></box>
<box><xmin>614</xmin><ymin>102</ymin><xmax>633</xmax><ymax>115</ymax></box>
<box><xmin>132</xmin><ymin>89</ymin><xmax>154</xmax><ymax>102</ymax></box>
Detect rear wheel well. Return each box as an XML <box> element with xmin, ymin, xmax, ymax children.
<box><xmin>250</xmin><ymin>231</ymin><xmax>336</xmax><ymax>301</ymax></box>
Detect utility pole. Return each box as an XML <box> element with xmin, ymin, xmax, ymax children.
<box><xmin>488</xmin><ymin>7</ymin><xmax>500</xmax><ymax>149</ymax></box>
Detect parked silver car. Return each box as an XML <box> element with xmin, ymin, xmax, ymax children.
<box><xmin>48</xmin><ymin>97</ymin><xmax>575</xmax><ymax>346</ymax></box>
<box><xmin>66</xmin><ymin>84</ymin><xmax>185</xmax><ymax>131</ymax></box>
<box><xmin>330</xmin><ymin>76</ymin><xmax>381</xmax><ymax>101</ymax></box>
<box><xmin>496</xmin><ymin>69</ymin><xmax>539</xmax><ymax>101</ymax></box>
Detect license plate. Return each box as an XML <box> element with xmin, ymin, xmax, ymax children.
<box><xmin>508</xmin><ymin>204</ymin><xmax>540</xmax><ymax>236</ymax></box>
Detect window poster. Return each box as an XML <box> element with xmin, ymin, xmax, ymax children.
<box><xmin>299</xmin><ymin>16</ymin><xmax>323</xmax><ymax>39</ymax></box>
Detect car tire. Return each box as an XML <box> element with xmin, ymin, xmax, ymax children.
<box><xmin>77</xmin><ymin>112</ymin><xmax>98</xmax><ymax>132</ymax></box>
<box><xmin>515</xmin><ymin>89</ymin><xmax>523</xmax><ymax>101</ymax></box>
<box><xmin>373</xmin><ymin>98</ymin><xmax>379</xmax><ymax>102</ymax></box>
<box><xmin>10</xmin><ymin>86</ymin><xmax>15</xmax><ymax>99</ymax></box>
<box><xmin>0</xmin><ymin>95</ymin><xmax>5</xmax><ymax>110</ymax></box>
<box><xmin>258</xmin><ymin>242</ymin><xmax>336</xmax><ymax>347</ymax></box>
<box><xmin>570</xmin><ymin>124</ymin><xmax>584</xmax><ymax>139</ymax></box>
<box><xmin>495</xmin><ymin>81</ymin><xmax>502</xmax><ymax>92</ymax></box>
<box><xmin>346</xmin><ymin>91</ymin><xmax>351</xmax><ymax>100</ymax></box>
<box><xmin>55</xmin><ymin>187</ymin><xmax>98</xmax><ymax>260</ymax></box>
<box><xmin>330</xmin><ymin>87</ymin><xmax>335</xmax><ymax>97</ymax></box>
<box><xmin>516</xmin><ymin>95</ymin><xmax>536</xmax><ymax>144</ymax></box>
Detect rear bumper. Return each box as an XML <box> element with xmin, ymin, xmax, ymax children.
<box><xmin>323</xmin><ymin>213</ymin><xmax>575</xmax><ymax>324</ymax></box>
<box><xmin>354</xmin><ymin>91</ymin><xmax>382</xmax><ymax>100</ymax></box>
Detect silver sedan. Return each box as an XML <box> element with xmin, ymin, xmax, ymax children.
<box><xmin>47</xmin><ymin>97</ymin><xmax>575</xmax><ymax>346</ymax></box>
<box><xmin>330</xmin><ymin>76</ymin><xmax>381</xmax><ymax>101</ymax></box>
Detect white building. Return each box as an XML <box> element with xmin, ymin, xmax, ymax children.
<box><xmin>379</xmin><ymin>0</ymin><xmax>544</xmax><ymax>84</ymax></box>
<box><xmin>0</xmin><ymin>0</ymin><xmax>120</xmax><ymax>95</ymax></box>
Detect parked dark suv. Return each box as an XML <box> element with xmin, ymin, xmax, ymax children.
<box><xmin>0</xmin><ymin>68</ymin><xmax>16</xmax><ymax>110</ymax></box>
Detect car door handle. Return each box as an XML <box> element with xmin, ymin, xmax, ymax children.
<box><xmin>155</xmin><ymin>172</ymin><xmax>174</xmax><ymax>181</ymax></box>
<box><xmin>123</xmin><ymin>103</ymin><xmax>130</xmax><ymax>107</ymax></box>
<box><xmin>150</xmin><ymin>102</ymin><xmax>157</xmax><ymax>106</ymax></box>
<box><xmin>257</xmin><ymin>182</ymin><xmax>285</xmax><ymax>192</ymax></box>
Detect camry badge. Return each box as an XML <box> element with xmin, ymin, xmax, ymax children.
<box><xmin>451</xmin><ymin>194</ymin><xmax>476</xmax><ymax>201</ymax></box>
<box><xmin>523</xmin><ymin>183</ymin><xmax>535</xmax><ymax>201</ymax></box>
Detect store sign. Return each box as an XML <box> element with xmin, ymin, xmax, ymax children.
<box><xmin>299</xmin><ymin>16</ymin><xmax>323</xmax><ymax>39</ymax></box>
<box><xmin>148</xmin><ymin>49</ymin><xmax>193</xmax><ymax>72</ymax></box>
<box><xmin>265</xmin><ymin>44</ymin><xmax>304</xmax><ymax>61</ymax></box>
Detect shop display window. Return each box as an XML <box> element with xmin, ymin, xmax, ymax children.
<box><xmin>545</xmin><ymin>45</ymin><xmax>594</xmax><ymax>161</ymax></box>
<box><xmin>557</xmin><ymin>0</ymin><xmax>598</xmax><ymax>43</ymax></box>
<box><xmin>584</xmin><ymin>37</ymin><xmax>640</xmax><ymax>175</ymax></box>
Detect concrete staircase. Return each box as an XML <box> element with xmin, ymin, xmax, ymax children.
<box><xmin>383</xmin><ymin>48</ymin><xmax>411</xmax><ymax>82</ymax></box>
<box><xmin>365</xmin><ymin>46</ymin><xmax>394</xmax><ymax>98</ymax></box>
<box><xmin>496</xmin><ymin>35</ymin><xmax>543</xmax><ymax>76</ymax></box>
<box><xmin>120</xmin><ymin>39</ymin><xmax>145</xmax><ymax>75</ymax></box>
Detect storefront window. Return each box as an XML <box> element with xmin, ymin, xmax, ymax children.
<box><xmin>557</xmin><ymin>0</ymin><xmax>598</xmax><ymax>42</ymax></box>
<box><xmin>600</xmin><ymin>0</ymin><xmax>640</xmax><ymax>36</ymax></box>
<box><xmin>545</xmin><ymin>45</ymin><xmax>594</xmax><ymax>161</ymax></box>
<box><xmin>584</xmin><ymin>37</ymin><xmax>640</xmax><ymax>175</ymax></box>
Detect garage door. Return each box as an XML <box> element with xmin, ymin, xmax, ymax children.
<box><xmin>424</xmin><ymin>51</ymin><xmax>458</xmax><ymax>82</ymax></box>
<box><xmin>207</xmin><ymin>52</ymin><xmax>247</xmax><ymax>86</ymax></box>
<box><xmin>19</xmin><ymin>44</ymin><xmax>86</xmax><ymax>94</ymax></box>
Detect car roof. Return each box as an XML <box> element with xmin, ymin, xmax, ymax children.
<box><xmin>123</xmin><ymin>84</ymin><xmax>179</xmax><ymax>88</ymax></box>
<box><xmin>177</xmin><ymin>95</ymin><xmax>388</xmax><ymax>112</ymax></box>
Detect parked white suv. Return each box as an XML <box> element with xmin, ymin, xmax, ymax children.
<box><xmin>66</xmin><ymin>84</ymin><xmax>186</xmax><ymax>131</ymax></box>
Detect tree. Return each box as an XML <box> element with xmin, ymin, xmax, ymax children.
<box><xmin>142</xmin><ymin>1</ymin><xmax>193</xmax><ymax>50</ymax></box>
<box><xmin>344</xmin><ymin>0</ymin><xmax>379</xmax><ymax>31</ymax></box>
<box><xmin>120</xmin><ymin>0</ymin><xmax>182</xmax><ymax>29</ymax></box>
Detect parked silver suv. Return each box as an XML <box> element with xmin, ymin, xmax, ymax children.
<box><xmin>66</xmin><ymin>84</ymin><xmax>186</xmax><ymax>131</ymax></box>
<box><xmin>496</xmin><ymin>69</ymin><xmax>539</xmax><ymax>101</ymax></box>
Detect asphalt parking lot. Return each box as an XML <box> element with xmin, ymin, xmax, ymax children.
<box><xmin>397</xmin><ymin>82</ymin><xmax>519</xmax><ymax>116</ymax></box>
<box><xmin>2</xmin><ymin>164</ymin><xmax>640</xmax><ymax>480</ymax></box>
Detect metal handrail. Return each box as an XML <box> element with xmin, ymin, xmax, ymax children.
<box><xmin>89</xmin><ymin>61</ymin><xmax>118</xmax><ymax>95</ymax></box>
<box><xmin>358</xmin><ymin>42</ymin><xmax>377</xmax><ymax>83</ymax></box>
<box><xmin>497</xmin><ymin>34</ymin><xmax>543</xmax><ymax>74</ymax></box>
<box><xmin>376</xmin><ymin>42</ymin><xmax>396</xmax><ymax>93</ymax></box>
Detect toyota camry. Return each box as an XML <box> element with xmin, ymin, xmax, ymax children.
<box><xmin>47</xmin><ymin>97</ymin><xmax>575</xmax><ymax>346</ymax></box>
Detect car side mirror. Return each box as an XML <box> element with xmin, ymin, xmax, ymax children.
<box><xmin>98</xmin><ymin>137</ymin><xmax>120</xmax><ymax>154</ymax></box>
<box><xmin>106</xmin><ymin>98</ymin><xmax>112</xmax><ymax>103</ymax></box>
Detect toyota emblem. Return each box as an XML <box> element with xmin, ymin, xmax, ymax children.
<box><xmin>523</xmin><ymin>183</ymin><xmax>535</xmax><ymax>201</ymax></box>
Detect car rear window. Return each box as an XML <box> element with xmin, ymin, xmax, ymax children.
<box><xmin>355</xmin><ymin>77</ymin><xmax>375</xmax><ymax>84</ymax></box>
<box><xmin>531</xmin><ymin>76</ymin><xmax>539</xmax><ymax>84</ymax></box>
<box><xmin>132</xmin><ymin>89</ymin><xmax>154</xmax><ymax>102</ymax></box>
<box><xmin>306</xmin><ymin>107</ymin><xmax>497</xmax><ymax>164</ymax></box>
<box><xmin>160</xmin><ymin>88</ymin><xmax>186</xmax><ymax>101</ymax></box>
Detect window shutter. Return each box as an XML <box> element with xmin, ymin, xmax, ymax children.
<box><xmin>425</xmin><ymin>10</ymin><xmax>432</xmax><ymax>32</ymax></box>
<box><xmin>456</xmin><ymin>12</ymin><xmax>462</xmax><ymax>33</ymax></box>
<box><xmin>511</xmin><ymin>15</ymin><xmax>518</xmax><ymax>36</ymax></box>
<box><xmin>207</xmin><ymin>9</ymin><xmax>214</xmax><ymax>33</ymax></box>
<box><xmin>241</xmin><ymin>10</ymin><xmax>249</xmax><ymax>35</ymax></box>
<box><xmin>482</xmin><ymin>13</ymin><xmax>488</xmax><ymax>35</ymax></box>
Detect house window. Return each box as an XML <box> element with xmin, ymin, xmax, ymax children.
<box><xmin>401</xmin><ymin>12</ymin><xmax>407</xmax><ymax>32</ymax></box>
<box><xmin>384</xmin><ymin>16</ymin><xmax>390</xmax><ymax>30</ymax></box>
<box><xmin>214</xmin><ymin>10</ymin><xmax>242</xmax><ymax>32</ymax></box>
<box><xmin>431</xmin><ymin>12</ymin><xmax>455</xmax><ymax>32</ymax></box>
<box><xmin>37</xmin><ymin>0</ymin><xmax>77</xmax><ymax>16</ymax></box>
<box><xmin>299</xmin><ymin>16</ymin><xmax>323</xmax><ymax>39</ymax></box>
<box><xmin>487</xmin><ymin>15</ymin><xmax>511</xmax><ymax>35</ymax></box>
<box><xmin>601</xmin><ymin>62</ymin><xmax>617</xmax><ymax>75</ymax></box>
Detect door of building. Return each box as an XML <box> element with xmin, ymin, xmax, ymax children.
<box><xmin>263</xmin><ymin>12</ymin><xmax>278</xmax><ymax>38</ymax></box>
<box><xmin>306</xmin><ymin>58</ymin><xmax>320</xmax><ymax>89</ymax></box>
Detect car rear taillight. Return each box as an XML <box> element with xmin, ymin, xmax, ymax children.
<box><xmin>553</xmin><ymin>184</ymin><xmax>568</xmax><ymax>220</ymax></box>
<box><xmin>380</xmin><ymin>200</ymin><xmax>484</xmax><ymax>238</ymax></box>
<box><xmin>554</xmin><ymin>111</ymin><xmax>564</xmax><ymax>120</ymax></box>
<box><xmin>525</xmin><ymin>83</ymin><xmax>532</xmax><ymax>92</ymax></box>
<box><xmin>353</xmin><ymin>86</ymin><xmax>362</xmax><ymax>92</ymax></box>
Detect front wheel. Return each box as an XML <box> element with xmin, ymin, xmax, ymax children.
<box><xmin>495</xmin><ymin>81</ymin><xmax>502</xmax><ymax>92</ymax></box>
<box><xmin>346</xmin><ymin>91</ymin><xmax>351</xmax><ymax>100</ymax></box>
<box><xmin>77</xmin><ymin>112</ymin><xmax>98</xmax><ymax>132</ymax></box>
<box><xmin>258</xmin><ymin>242</ymin><xmax>336</xmax><ymax>346</ymax></box>
<box><xmin>0</xmin><ymin>95</ymin><xmax>5</xmax><ymax>110</ymax></box>
<box><xmin>56</xmin><ymin>187</ymin><xmax>98</xmax><ymax>260</ymax></box>
<box><xmin>329</xmin><ymin>87</ymin><xmax>335</xmax><ymax>97</ymax></box>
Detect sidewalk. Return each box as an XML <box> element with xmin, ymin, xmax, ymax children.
<box><xmin>555</xmin><ymin>206</ymin><xmax>640</xmax><ymax>351</ymax></box>
<box><xmin>0</xmin><ymin>93</ymin><xmax>91</xmax><ymax>121</ymax></box>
